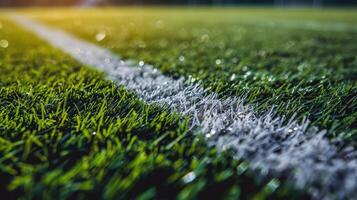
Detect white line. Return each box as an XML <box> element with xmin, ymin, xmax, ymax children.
<box><xmin>10</xmin><ymin>14</ymin><xmax>357</xmax><ymax>200</ymax></box>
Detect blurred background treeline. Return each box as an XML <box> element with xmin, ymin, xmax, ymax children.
<box><xmin>1</xmin><ymin>0</ymin><xmax>356</xmax><ymax>6</ymax></box>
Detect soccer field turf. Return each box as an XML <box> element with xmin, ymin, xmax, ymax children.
<box><xmin>0</xmin><ymin>14</ymin><xmax>305</xmax><ymax>200</ymax></box>
<box><xmin>26</xmin><ymin>7</ymin><xmax>357</xmax><ymax>142</ymax></box>
<box><xmin>1</xmin><ymin>7</ymin><xmax>357</xmax><ymax>199</ymax></box>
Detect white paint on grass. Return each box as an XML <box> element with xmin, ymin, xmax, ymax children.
<box><xmin>11</xmin><ymin>14</ymin><xmax>357</xmax><ymax>200</ymax></box>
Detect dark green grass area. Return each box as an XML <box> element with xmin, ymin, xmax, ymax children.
<box><xmin>27</xmin><ymin>7</ymin><xmax>357</xmax><ymax>144</ymax></box>
<box><xmin>0</xmin><ymin>17</ymin><xmax>307</xmax><ymax>199</ymax></box>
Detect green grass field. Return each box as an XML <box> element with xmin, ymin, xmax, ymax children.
<box><xmin>26</xmin><ymin>7</ymin><xmax>357</xmax><ymax>143</ymax></box>
<box><xmin>1</xmin><ymin>7</ymin><xmax>357</xmax><ymax>199</ymax></box>
<box><xmin>0</xmin><ymin>14</ymin><xmax>306</xmax><ymax>200</ymax></box>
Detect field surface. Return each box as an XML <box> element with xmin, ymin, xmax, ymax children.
<box><xmin>0</xmin><ymin>7</ymin><xmax>357</xmax><ymax>199</ymax></box>
<box><xmin>26</xmin><ymin>7</ymin><xmax>357</xmax><ymax>142</ymax></box>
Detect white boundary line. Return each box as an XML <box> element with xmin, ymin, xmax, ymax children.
<box><xmin>10</xmin><ymin>13</ymin><xmax>357</xmax><ymax>200</ymax></box>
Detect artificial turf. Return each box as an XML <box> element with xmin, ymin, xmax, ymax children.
<box><xmin>25</xmin><ymin>7</ymin><xmax>357</xmax><ymax>144</ymax></box>
<box><xmin>0</xmin><ymin>16</ymin><xmax>309</xmax><ymax>199</ymax></box>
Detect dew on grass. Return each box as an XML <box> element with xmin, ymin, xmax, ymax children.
<box><xmin>92</xmin><ymin>132</ymin><xmax>96</xmax><ymax>135</ymax></box>
<box><xmin>215</xmin><ymin>59</ymin><xmax>222</xmax><ymax>65</ymax></box>
<box><xmin>230</xmin><ymin>73</ymin><xmax>236</xmax><ymax>81</ymax></box>
<box><xmin>139</xmin><ymin>61</ymin><xmax>145</xmax><ymax>67</ymax></box>
<box><xmin>182</xmin><ymin>172</ymin><xmax>196</xmax><ymax>183</ymax></box>
<box><xmin>95</xmin><ymin>31</ymin><xmax>106</xmax><ymax>42</ymax></box>
<box><xmin>206</xmin><ymin>129</ymin><xmax>216</xmax><ymax>138</ymax></box>
<box><xmin>232</xmin><ymin>57</ymin><xmax>239</xmax><ymax>64</ymax></box>
<box><xmin>0</xmin><ymin>40</ymin><xmax>9</xmax><ymax>48</ymax></box>
<box><xmin>242</xmin><ymin>65</ymin><xmax>248</xmax><ymax>71</ymax></box>
<box><xmin>243</xmin><ymin>71</ymin><xmax>252</xmax><ymax>79</ymax></box>
<box><xmin>298</xmin><ymin>63</ymin><xmax>308</xmax><ymax>71</ymax></box>
<box><xmin>188</xmin><ymin>75</ymin><xmax>198</xmax><ymax>83</ymax></box>
<box><xmin>179</xmin><ymin>56</ymin><xmax>185</xmax><ymax>62</ymax></box>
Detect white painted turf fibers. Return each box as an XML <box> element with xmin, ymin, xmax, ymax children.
<box><xmin>11</xmin><ymin>14</ymin><xmax>357</xmax><ymax>200</ymax></box>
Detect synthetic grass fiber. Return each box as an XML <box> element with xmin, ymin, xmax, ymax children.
<box><xmin>0</xmin><ymin>15</ymin><xmax>305</xmax><ymax>200</ymax></box>
<box><xmin>26</xmin><ymin>7</ymin><xmax>357</xmax><ymax>144</ymax></box>
<box><xmin>10</xmin><ymin>12</ymin><xmax>357</xmax><ymax>199</ymax></box>
<box><xmin>0</xmin><ymin>7</ymin><xmax>356</xmax><ymax>200</ymax></box>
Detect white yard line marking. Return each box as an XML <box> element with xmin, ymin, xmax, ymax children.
<box><xmin>11</xmin><ymin>13</ymin><xmax>357</xmax><ymax>200</ymax></box>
